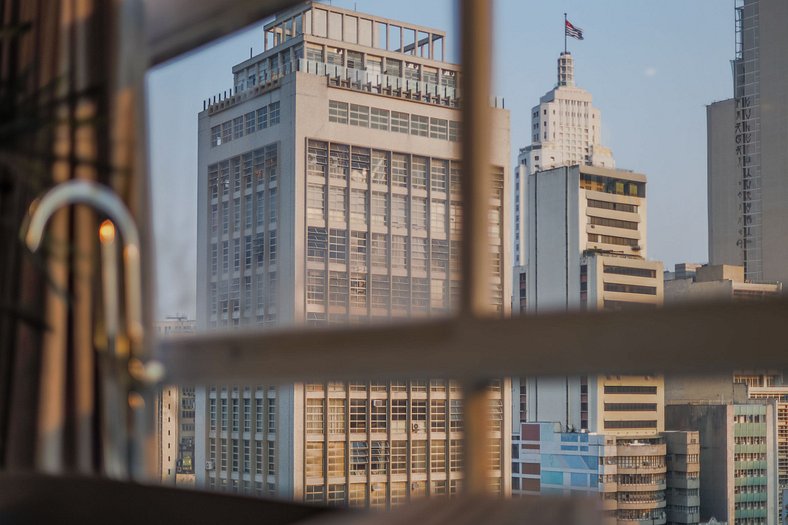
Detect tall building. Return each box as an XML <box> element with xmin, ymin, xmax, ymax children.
<box><xmin>194</xmin><ymin>2</ymin><xmax>512</xmax><ymax>506</ymax></box>
<box><xmin>514</xmin><ymin>163</ymin><xmax>665</xmax><ymax>437</ymax></box>
<box><xmin>155</xmin><ymin>317</ymin><xmax>197</xmax><ymax>486</ymax></box>
<box><xmin>666</xmin><ymin>401</ymin><xmax>779</xmax><ymax>525</ymax></box>
<box><xmin>511</xmin><ymin>49</ymin><xmax>669</xmax><ymax>519</ymax></box>
<box><xmin>512</xmin><ymin>421</ymin><xmax>700</xmax><ymax>524</ymax></box>
<box><xmin>707</xmin><ymin>0</ymin><xmax>788</xmax><ymax>284</ymax></box>
<box><xmin>513</xmin><ymin>51</ymin><xmax>615</xmax><ymax>269</ymax></box>
<box><xmin>735</xmin><ymin>375</ymin><xmax>788</xmax><ymax>524</ymax></box>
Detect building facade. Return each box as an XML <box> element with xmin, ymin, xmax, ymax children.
<box><xmin>664</xmin><ymin>265</ymin><xmax>782</xmax><ymax>305</ymax></box>
<box><xmin>194</xmin><ymin>2</ymin><xmax>512</xmax><ymax>506</ymax></box>
<box><xmin>513</xmin><ymin>422</ymin><xmax>700</xmax><ymax>524</ymax></box>
<box><xmin>707</xmin><ymin>0</ymin><xmax>788</xmax><ymax>284</ymax></box>
<box><xmin>666</xmin><ymin>402</ymin><xmax>779</xmax><ymax>525</ymax></box>
<box><xmin>155</xmin><ymin>317</ymin><xmax>197</xmax><ymax>486</ymax></box>
<box><xmin>514</xmin><ymin>51</ymin><xmax>615</xmax><ymax>269</ymax></box>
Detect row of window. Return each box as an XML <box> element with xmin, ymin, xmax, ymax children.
<box><xmin>210</xmin><ymin>233</ymin><xmax>277</xmax><ymax>277</ymax></box>
<box><xmin>208</xmin><ymin>143</ymin><xmax>279</xmax><ymax>200</ymax></box>
<box><xmin>603</xmin><ymin>420</ymin><xmax>658</xmax><ymax>429</ymax></box>
<box><xmin>207</xmin><ymin>437</ymin><xmax>275</xmax><ymax>476</ymax></box>
<box><xmin>307</xmin><ymin>141</ymin><xmax>467</xmax><ymax>195</ymax></box>
<box><xmin>305</xmin><ymin>398</ymin><xmax>473</xmax><ymax>434</ymax></box>
<box><xmin>210</xmin><ymin>101</ymin><xmax>281</xmax><ymax>147</ymax></box>
<box><xmin>603</xmin><ymin>282</ymin><xmax>658</xmax><ymax>296</ymax></box>
<box><xmin>307</xmin><ymin>228</ymin><xmax>459</xmax><ymax>271</ymax></box>
<box><xmin>305</xmin><ymin>439</ymin><xmax>468</xmax><ymax>479</ymax></box>
<box><xmin>603</xmin><ymin>385</ymin><xmax>658</xmax><ymax>395</ymax></box>
<box><xmin>206</xmin><ymin>477</ymin><xmax>276</xmax><ymax>498</ymax></box>
<box><xmin>304</xmin><ymin>379</ymin><xmax>476</xmax><ymax>394</ymax></box>
<box><xmin>208</xmin><ymin>396</ymin><xmax>276</xmax><ymax>434</ymax></box>
<box><xmin>589</xmin><ymin>216</ymin><xmax>639</xmax><ymax>231</ymax></box>
<box><xmin>603</xmin><ymin>265</ymin><xmax>656</xmax><ymax>279</ymax></box>
<box><xmin>303</xmin><ymin>478</ymin><xmax>466</xmax><ymax>508</ymax></box>
<box><xmin>587</xmin><ymin>199</ymin><xmax>638</xmax><ymax>213</ymax></box>
<box><xmin>588</xmin><ymin>233</ymin><xmax>639</xmax><ymax>248</ymax></box>
<box><xmin>328</xmin><ymin>100</ymin><xmax>460</xmax><ymax>142</ymax></box>
<box><xmin>603</xmin><ymin>403</ymin><xmax>658</xmax><ymax>412</ymax></box>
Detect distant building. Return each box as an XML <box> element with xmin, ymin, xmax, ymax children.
<box><xmin>666</xmin><ymin>401</ymin><xmax>779</xmax><ymax>524</ymax></box>
<box><xmin>514</xmin><ymin>51</ymin><xmax>615</xmax><ymax>269</ymax></box>
<box><xmin>664</xmin><ymin>264</ymin><xmax>782</xmax><ymax>305</ymax></box>
<box><xmin>735</xmin><ymin>374</ymin><xmax>788</xmax><ymax>524</ymax></box>
<box><xmin>707</xmin><ymin>0</ymin><xmax>788</xmax><ymax>284</ymax></box>
<box><xmin>512</xmin><ymin>421</ymin><xmax>700</xmax><ymax>524</ymax></box>
<box><xmin>664</xmin><ymin>431</ymin><xmax>702</xmax><ymax>525</ymax></box>
<box><xmin>155</xmin><ymin>316</ymin><xmax>196</xmax><ymax>485</ymax></box>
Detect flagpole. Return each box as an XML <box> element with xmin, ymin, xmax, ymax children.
<box><xmin>564</xmin><ymin>13</ymin><xmax>567</xmax><ymax>54</ymax></box>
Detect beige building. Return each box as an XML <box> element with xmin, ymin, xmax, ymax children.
<box><xmin>195</xmin><ymin>2</ymin><xmax>511</xmax><ymax>506</ymax></box>
<box><xmin>665</xmin><ymin>264</ymin><xmax>782</xmax><ymax>305</ymax></box>
<box><xmin>155</xmin><ymin>317</ymin><xmax>196</xmax><ymax>485</ymax></box>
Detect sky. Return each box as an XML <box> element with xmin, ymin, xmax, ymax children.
<box><xmin>147</xmin><ymin>0</ymin><xmax>735</xmax><ymax>319</ymax></box>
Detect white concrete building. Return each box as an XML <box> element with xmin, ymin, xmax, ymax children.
<box><xmin>512</xmin><ymin>56</ymin><xmax>667</xmax><ymax>465</ymax></box>
<box><xmin>707</xmin><ymin>0</ymin><xmax>788</xmax><ymax>284</ymax></box>
<box><xmin>194</xmin><ymin>1</ymin><xmax>512</xmax><ymax>507</ymax></box>
<box><xmin>514</xmin><ymin>51</ymin><xmax>615</xmax><ymax>268</ymax></box>
<box><xmin>525</xmin><ymin>164</ymin><xmax>660</xmax><ymax>313</ymax></box>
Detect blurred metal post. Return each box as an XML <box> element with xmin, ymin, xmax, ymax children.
<box><xmin>460</xmin><ymin>0</ymin><xmax>494</xmax><ymax>496</ymax></box>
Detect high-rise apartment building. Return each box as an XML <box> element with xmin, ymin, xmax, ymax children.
<box><xmin>194</xmin><ymin>2</ymin><xmax>512</xmax><ymax>506</ymax></box>
<box><xmin>707</xmin><ymin>0</ymin><xmax>788</xmax><ymax>284</ymax></box>
<box><xmin>513</xmin><ymin>52</ymin><xmax>615</xmax><ymax>269</ymax></box>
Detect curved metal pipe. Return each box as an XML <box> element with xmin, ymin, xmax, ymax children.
<box><xmin>24</xmin><ymin>180</ymin><xmax>144</xmax><ymax>347</ymax></box>
<box><xmin>23</xmin><ymin>179</ymin><xmax>161</xmax><ymax>480</ymax></box>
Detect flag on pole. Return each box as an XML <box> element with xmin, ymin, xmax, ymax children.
<box><xmin>565</xmin><ymin>20</ymin><xmax>584</xmax><ymax>40</ymax></box>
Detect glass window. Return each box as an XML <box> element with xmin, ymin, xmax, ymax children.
<box><xmin>391</xmin><ymin>111</ymin><xmax>409</xmax><ymax>134</ymax></box>
<box><xmin>410</xmin><ymin>114</ymin><xmax>428</xmax><ymax>137</ymax></box>
<box><xmin>328</xmin><ymin>100</ymin><xmax>348</xmax><ymax>124</ymax></box>
<box><xmin>349</xmin><ymin>104</ymin><xmax>369</xmax><ymax>127</ymax></box>
<box><xmin>370</xmin><ymin>108</ymin><xmax>389</xmax><ymax>130</ymax></box>
<box><xmin>429</xmin><ymin>118</ymin><xmax>448</xmax><ymax>140</ymax></box>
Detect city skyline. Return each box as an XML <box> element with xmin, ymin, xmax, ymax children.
<box><xmin>149</xmin><ymin>1</ymin><xmax>733</xmax><ymax>318</ymax></box>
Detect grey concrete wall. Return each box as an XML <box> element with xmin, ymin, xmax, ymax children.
<box><xmin>666</xmin><ymin>404</ymin><xmax>732</xmax><ymax>523</ymax></box>
<box><xmin>707</xmin><ymin>99</ymin><xmax>742</xmax><ymax>268</ymax></box>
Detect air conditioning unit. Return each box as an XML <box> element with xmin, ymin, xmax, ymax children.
<box><xmin>372</xmin><ymin>400</ymin><xmax>384</xmax><ymax>407</ymax></box>
<box><xmin>205</xmin><ymin>460</ymin><xmax>215</xmax><ymax>471</ymax></box>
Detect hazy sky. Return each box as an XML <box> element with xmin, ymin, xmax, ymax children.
<box><xmin>147</xmin><ymin>0</ymin><xmax>734</xmax><ymax>319</ymax></box>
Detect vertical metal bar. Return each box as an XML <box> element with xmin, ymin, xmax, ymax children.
<box><xmin>460</xmin><ymin>0</ymin><xmax>493</xmax><ymax>496</ymax></box>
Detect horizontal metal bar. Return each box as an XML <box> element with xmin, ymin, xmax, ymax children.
<box><xmin>156</xmin><ymin>299</ymin><xmax>788</xmax><ymax>384</ymax></box>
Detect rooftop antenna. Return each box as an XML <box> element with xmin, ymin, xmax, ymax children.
<box><xmin>250</xmin><ymin>47</ymin><xmax>253</xmax><ymax>59</ymax></box>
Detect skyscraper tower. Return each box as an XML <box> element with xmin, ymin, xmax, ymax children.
<box><xmin>513</xmin><ymin>52</ymin><xmax>615</xmax><ymax>270</ymax></box>
<box><xmin>511</xmin><ymin>44</ymin><xmax>665</xmax><ymax>452</ymax></box>
<box><xmin>708</xmin><ymin>0</ymin><xmax>788</xmax><ymax>284</ymax></box>
<box><xmin>195</xmin><ymin>1</ymin><xmax>512</xmax><ymax>507</ymax></box>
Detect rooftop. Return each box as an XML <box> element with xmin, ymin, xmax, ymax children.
<box><xmin>262</xmin><ymin>1</ymin><xmax>449</xmax><ymax>63</ymax></box>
